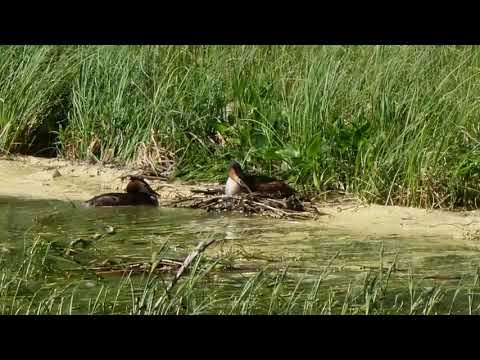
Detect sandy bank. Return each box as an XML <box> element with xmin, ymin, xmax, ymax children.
<box><xmin>2</xmin><ymin>155</ymin><xmax>480</xmax><ymax>240</ymax></box>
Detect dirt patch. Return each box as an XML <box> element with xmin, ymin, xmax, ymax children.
<box><xmin>2</xmin><ymin>155</ymin><xmax>480</xmax><ymax>240</ymax></box>
<box><xmin>0</xmin><ymin>155</ymin><xmax>198</xmax><ymax>202</ymax></box>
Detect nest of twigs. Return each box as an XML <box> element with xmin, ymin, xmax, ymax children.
<box><xmin>169</xmin><ymin>188</ymin><xmax>328</xmax><ymax>220</ymax></box>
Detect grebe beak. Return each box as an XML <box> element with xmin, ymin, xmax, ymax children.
<box><xmin>235</xmin><ymin>177</ymin><xmax>253</xmax><ymax>193</ymax></box>
<box><xmin>229</xmin><ymin>164</ymin><xmax>252</xmax><ymax>194</ymax></box>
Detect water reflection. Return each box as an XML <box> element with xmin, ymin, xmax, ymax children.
<box><xmin>1</xmin><ymin>195</ymin><xmax>480</xmax><ymax>290</ymax></box>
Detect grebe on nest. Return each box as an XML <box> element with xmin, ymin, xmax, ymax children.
<box><xmin>225</xmin><ymin>161</ymin><xmax>295</xmax><ymax>198</ymax></box>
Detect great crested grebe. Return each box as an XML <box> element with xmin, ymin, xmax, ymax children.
<box><xmin>85</xmin><ymin>176</ymin><xmax>160</xmax><ymax>207</ymax></box>
<box><xmin>225</xmin><ymin>160</ymin><xmax>295</xmax><ymax>197</ymax></box>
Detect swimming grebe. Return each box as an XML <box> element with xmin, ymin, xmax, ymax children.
<box><xmin>225</xmin><ymin>160</ymin><xmax>295</xmax><ymax>197</ymax></box>
<box><xmin>85</xmin><ymin>176</ymin><xmax>160</xmax><ymax>207</ymax></box>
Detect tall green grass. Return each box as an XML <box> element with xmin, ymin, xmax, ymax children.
<box><xmin>2</xmin><ymin>45</ymin><xmax>480</xmax><ymax>207</ymax></box>
<box><xmin>0</xmin><ymin>46</ymin><xmax>76</xmax><ymax>155</ymax></box>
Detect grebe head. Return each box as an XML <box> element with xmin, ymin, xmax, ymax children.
<box><xmin>228</xmin><ymin>160</ymin><xmax>244</xmax><ymax>182</ymax></box>
<box><xmin>125</xmin><ymin>176</ymin><xmax>160</xmax><ymax>196</ymax></box>
<box><xmin>226</xmin><ymin>160</ymin><xmax>252</xmax><ymax>195</ymax></box>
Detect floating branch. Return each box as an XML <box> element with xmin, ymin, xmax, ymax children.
<box><xmin>165</xmin><ymin>238</ymin><xmax>217</xmax><ymax>294</ymax></box>
<box><xmin>88</xmin><ymin>259</ymin><xmax>184</xmax><ymax>276</ymax></box>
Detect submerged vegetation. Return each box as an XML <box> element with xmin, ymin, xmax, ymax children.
<box><xmin>2</xmin><ymin>45</ymin><xmax>480</xmax><ymax>208</ymax></box>
<box><xmin>2</xmin><ymin>195</ymin><xmax>480</xmax><ymax>315</ymax></box>
<box><xmin>2</xmin><ymin>233</ymin><xmax>480</xmax><ymax>315</ymax></box>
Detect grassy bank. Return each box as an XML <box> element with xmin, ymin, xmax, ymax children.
<box><xmin>2</xmin><ymin>235</ymin><xmax>479</xmax><ymax>315</ymax></box>
<box><xmin>2</xmin><ymin>45</ymin><xmax>480</xmax><ymax>208</ymax></box>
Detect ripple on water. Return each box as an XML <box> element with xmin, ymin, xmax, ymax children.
<box><xmin>2</xmin><ymin>195</ymin><xmax>480</xmax><ymax>300</ymax></box>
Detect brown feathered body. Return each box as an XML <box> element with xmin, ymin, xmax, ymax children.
<box><xmin>85</xmin><ymin>177</ymin><xmax>159</xmax><ymax>207</ymax></box>
<box><xmin>225</xmin><ymin>161</ymin><xmax>295</xmax><ymax>198</ymax></box>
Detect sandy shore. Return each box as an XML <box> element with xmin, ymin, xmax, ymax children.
<box><xmin>2</xmin><ymin>155</ymin><xmax>480</xmax><ymax>240</ymax></box>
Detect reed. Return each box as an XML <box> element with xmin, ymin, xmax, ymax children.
<box><xmin>2</xmin><ymin>45</ymin><xmax>480</xmax><ymax>207</ymax></box>
<box><xmin>1</xmin><ymin>236</ymin><xmax>479</xmax><ymax>315</ymax></box>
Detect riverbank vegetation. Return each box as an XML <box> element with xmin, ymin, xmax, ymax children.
<box><xmin>1</xmin><ymin>234</ymin><xmax>479</xmax><ymax>315</ymax></box>
<box><xmin>2</xmin><ymin>45</ymin><xmax>480</xmax><ymax>208</ymax></box>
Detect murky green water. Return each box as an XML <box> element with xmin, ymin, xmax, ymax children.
<box><xmin>2</xmin><ymin>195</ymin><xmax>480</xmax><ymax>314</ymax></box>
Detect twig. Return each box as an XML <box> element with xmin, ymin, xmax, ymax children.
<box><xmin>87</xmin><ymin>259</ymin><xmax>184</xmax><ymax>274</ymax></box>
<box><xmin>165</xmin><ymin>238</ymin><xmax>217</xmax><ymax>294</ymax></box>
<box><xmin>167</xmin><ymin>196</ymin><xmax>199</xmax><ymax>206</ymax></box>
<box><xmin>190</xmin><ymin>188</ymin><xmax>224</xmax><ymax>195</ymax></box>
<box><xmin>191</xmin><ymin>196</ymin><xmax>227</xmax><ymax>208</ymax></box>
<box><xmin>250</xmin><ymin>200</ymin><xmax>288</xmax><ymax>216</ymax></box>
<box><xmin>119</xmin><ymin>174</ymin><xmax>166</xmax><ymax>182</ymax></box>
<box><xmin>153</xmin><ymin>239</ymin><xmax>216</xmax><ymax>309</ymax></box>
<box><xmin>152</xmin><ymin>238</ymin><xmax>217</xmax><ymax>310</ymax></box>
<box><xmin>170</xmin><ymin>192</ymin><xmax>313</xmax><ymax>219</ymax></box>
